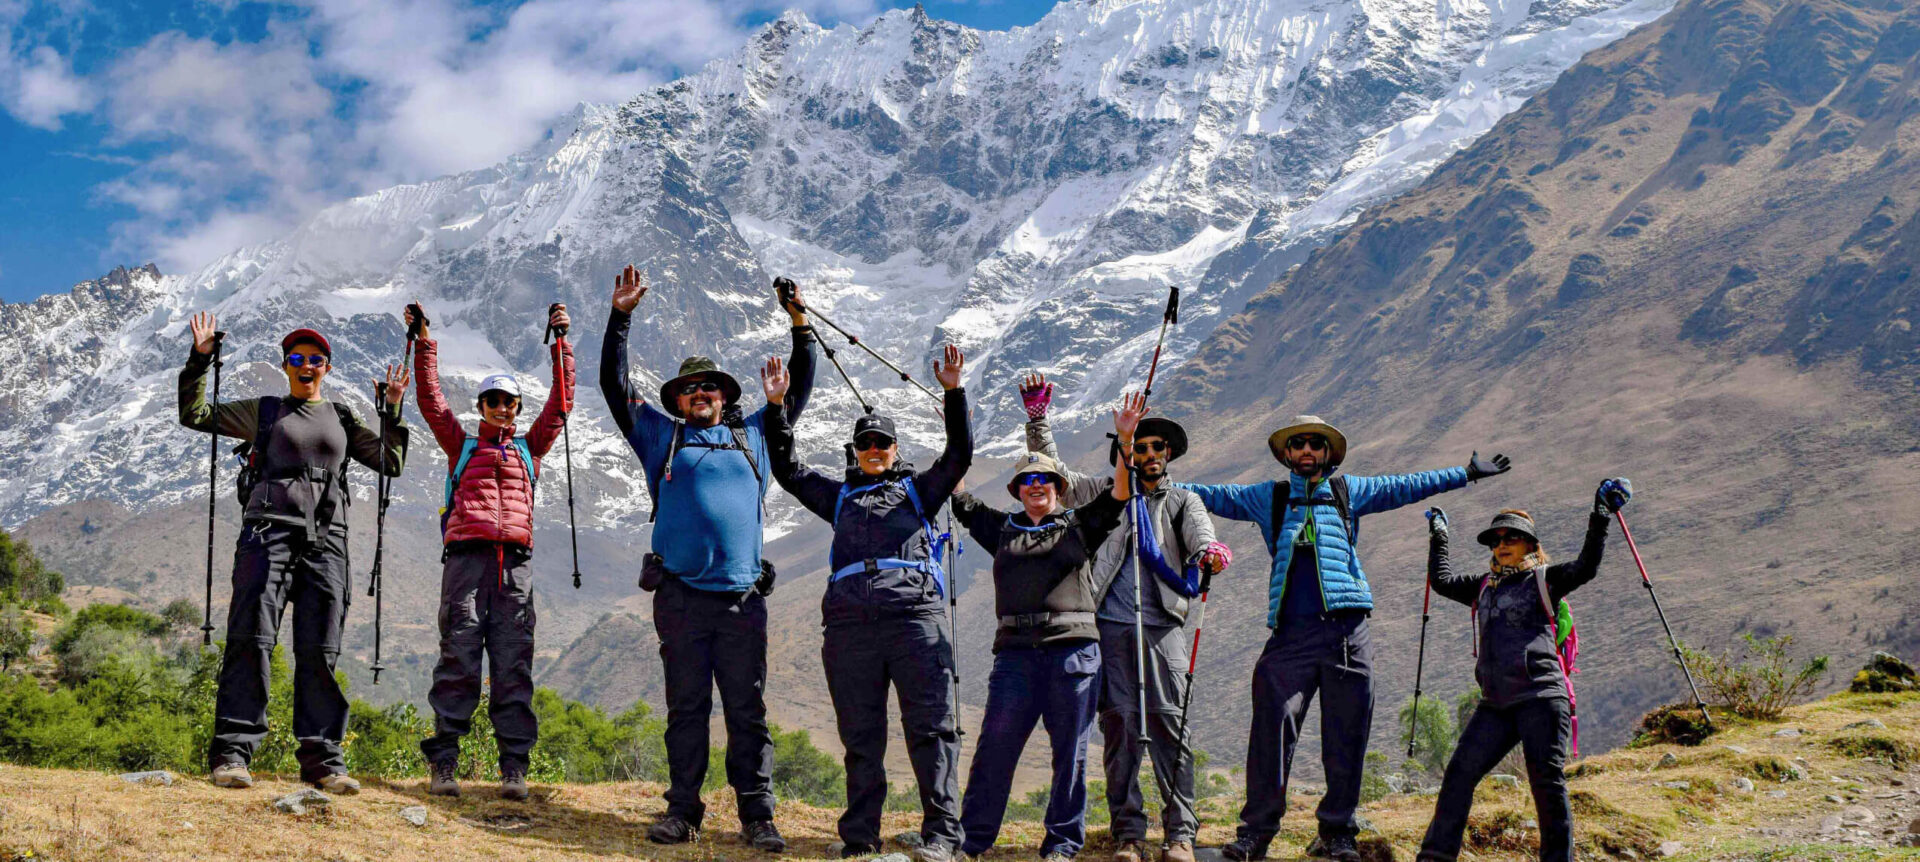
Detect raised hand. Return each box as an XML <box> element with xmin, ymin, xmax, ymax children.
<box><xmin>403</xmin><ymin>303</ymin><xmax>430</xmax><ymax>342</ymax></box>
<box><xmin>1020</xmin><ymin>372</ymin><xmax>1053</xmax><ymax>420</ymax></box>
<box><xmin>1426</xmin><ymin>507</ymin><xmax>1449</xmax><ymax>535</ymax></box>
<box><xmin>190</xmin><ymin>311</ymin><xmax>219</xmax><ymax>355</ymax></box>
<box><xmin>934</xmin><ymin>344</ymin><xmax>964</xmax><ymax>390</ymax></box>
<box><xmin>383</xmin><ymin>365</ymin><xmax>409</xmax><ymax>405</ymax></box>
<box><xmin>1595</xmin><ymin>477</ymin><xmax>1633</xmax><ymax>515</ymax></box>
<box><xmin>760</xmin><ymin>356</ymin><xmax>790</xmax><ymax>405</ymax></box>
<box><xmin>1466</xmin><ymin>451</ymin><xmax>1511</xmax><ymax>482</ymax></box>
<box><xmin>548</xmin><ymin>303</ymin><xmax>570</xmax><ymax>336</ymax></box>
<box><xmin>1112</xmin><ymin>390</ymin><xmax>1148</xmax><ymax>440</ymax></box>
<box><xmin>613</xmin><ymin>265</ymin><xmax>649</xmax><ymax>313</ymax></box>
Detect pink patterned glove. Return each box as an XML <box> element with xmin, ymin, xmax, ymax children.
<box><xmin>1021</xmin><ymin>382</ymin><xmax>1054</xmax><ymax>420</ymax></box>
<box><xmin>1200</xmin><ymin>541</ymin><xmax>1232</xmax><ymax>573</ymax></box>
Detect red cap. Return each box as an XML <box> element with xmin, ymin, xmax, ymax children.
<box><xmin>281</xmin><ymin>328</ymin><xmax>332</xmax><ymax>357</ymax></box>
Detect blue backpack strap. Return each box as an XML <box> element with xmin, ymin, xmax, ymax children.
<box><xmin>513</xmin><ymin>438</ymin><xmax>536</xmax><ymax>483</ymax></box>
<box><xmin>444</xmin><ymin>437</ymin><xmax>481</xmax><ymax>513</ymax></box>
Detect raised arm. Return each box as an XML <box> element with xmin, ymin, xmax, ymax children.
<box><xmin>1346</xmin><ymin>467</ymin><xmax>1470</xmax><ymax>517</ymax></box>
<box><xmin>773</xmin><ymin>278</ymin><xmax>821</xmax><ymax>422</ymax></box>
<box><xmin>1175</xmin><ymin>480</ymin><xmax>1275</xmax><ymax>525</ymax></box>
<box><xmin>759</xmin><ymin>360</ymin><xmax>841</xmax><ymax>523</ymax></box>
<box><xmin>410</xmin><ymin>331</ymin><xmax>467</xmax><ymax>458</ymax></box>
<box><xmin>525</xmin><ymin>305</ymin><xmax>576</xmax><ymax>458</ymax></box>
<box><xmin>347</xmin><ymin>365</ymin><xmax>410</xmax><ymax>477</ymax></box>
<box><xmin>914</xmin><ymin>345</ymin><xmax>974</xmax><ymax>504</ymax></box>
<box><xmin>177</xmin><ymin>311</ymin><xmax>257</xmax><ymax>438</ymax></box>
<box><xmin>1547</xmin><ymin>479</ymin><xmax>1630</xmax><ymax>599</ymax></box>
<box><xmin>600</xmin><ymin>265</ymin><xmax>654</xmax><ymax>439</ymax></box>
<box><xmin>1020</xmin><ymin>373</ymin><xmax>1105</xmax><ymax>507</ymax></box>
<box><xmin>1425</xmin><ymin>508</ymin><xmax>1480</xmax><ymax>606</ymax></box>
<box><xmin>950</xmin><ymin>491</ymin><xmax>1005</xmax><ymax>555</ymax></box>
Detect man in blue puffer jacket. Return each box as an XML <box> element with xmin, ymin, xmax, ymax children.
<box><xmin>1179</xmin><ymin>416</ymin><xmax>1510</xmax><ymax>862</ymax></box>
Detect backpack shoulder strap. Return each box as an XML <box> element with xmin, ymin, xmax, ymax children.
<box><xmin>445</xmin><ymin>437</ymin><xmax>480</xmax><ymax>510</ymax></box>
<box><xmin>513</xmin><ymin>437</ymin><xmax>536</xmax><ymax>482</ymax></box>
<box><xmin>245</xmin><ymin>396</ymin><xmax>284</xmax><ymax>463</ymax></box>
<box><xmin>728</xmin><ymin>419</ymin><xmax>761</xmax><ymax>485</ymax></box>
<box><xmin>1269</xmin><ymin>478</ymin><xmax>1289</xmax><ymax>548</ymax></box>
<box><xmin>652</xmin><ymin>422</ymin><xmax>686</xmax><ymax>524</ymax></box>
<box><xmin>1330</xmin><ymin>475</ymin><xmax>1355</xmax><ymax>542</ymax></box>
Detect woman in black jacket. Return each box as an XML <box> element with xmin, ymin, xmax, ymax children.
<box><xmin>1416</xmin><ymin>478</ymin><xmax>1631</xmax><ymax>862</ymax></box>
<box><xmin>761</xmin><ymin>346</ymin><xmax>970</xmax><ymax>862</ymax></box>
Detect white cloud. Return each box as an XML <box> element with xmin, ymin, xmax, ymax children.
<box><xmin>5</xmin><ymin>0</ymin><xmax>887</xmax><ymax>276</ymax></box>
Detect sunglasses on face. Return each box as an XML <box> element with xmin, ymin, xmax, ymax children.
<box><xmin>1132</xmin><ymin>440</ymin><xmax>1169</xmax><ymax>455</ymax></box>
<box><xmin>481</xmin><ymin>394</ymin><xmax>520</xmax><ymax>410</ymax></box>
<box><xmin>677</xmin><ymin>381</ymin><xmax>724</xmax><ymax>397</ymax></box>
<box><xmin>284</xmin><ymin>353</ymin><xmax>328</xmax><ymax>369</ymax></box>
<box><xmin>1286</xmin><ymin>435</ymin><xmax>1328</xmax><ymax>452</ymax></box>
<box><xmin>853</xmin><ymin>435</ymin><xmax>894</xmax><ymax>452</ymax></box>
<box><xmin>1016</xmin><ymin>473</ymin><xmax>1054</xmax><ymax>488</ymax></box>
<box><xmin>1493</xmin><ymin>533</ymin><xmax>1529</xmax><ymax>547</ymax></box>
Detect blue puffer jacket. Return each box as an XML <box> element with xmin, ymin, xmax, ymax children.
<box><xmin>1180</xmin><ymin>467</ymin><xmax>1468</xmax><ymax>627</ymax></box>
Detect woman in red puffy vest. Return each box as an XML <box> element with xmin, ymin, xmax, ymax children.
<box><xmin>407</xmin><ymin>302</ymin><xmax>574</xmax><ymax>801</ymax></box>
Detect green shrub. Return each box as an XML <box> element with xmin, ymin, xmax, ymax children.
<box><xmin>51</xmin><ymin>604</ymin><xmax>169</xmax><ymax>657</ymax></box>
<box><xmin>0</xmin><ymin>604</ymin><xmax>32</xmax><ymax>670</ymax></box>
<box><xmin>770</xmin><ymin>724</ymin><xmax>845</xmax><ymax>807</ymax></box>
<box><xmin>0</xmin><ymin>531</ymin><xmax>63</xmax><ymax>605</ymax></box>
<box><xmin>1826</xmin><ymin>734</ymin><xmax>1918</xmax><ymax>768</ymax></box>
<box><xmin>161</xmin><ymin>600</ymin><xmax>201</xmax><ymax>631</ymax></box>
<box><xmin>1678</xmin><ymin>634</ymin><xmax>1828</xmax><ymax>720</ymax></box>
<box><xmin>1632</xmin><ymin>702</ymin><xmax>1716</xmax><ymax>747</ymax></box>
<box><xmin>1399</xmin><ymin>695</ymin><xmax>1457</xmax><ymax>776</ymax></box>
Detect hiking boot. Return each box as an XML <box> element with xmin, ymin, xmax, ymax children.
<box><xmin>1042</xmin><ymin>852</ymin><xmax>1076</xmax><ymax>862</ymax></box>
<box><xmin>1159</xmin><ymin>842</ymin><xmax>1196</xmax><ymax>862</ymax></box>
<box><xmin>842</xmin><ymin>842</ymin><xmax>884</xmax><ymax>858</ymax></box>
<box><xmin>743</xmin><ymin>820</ymin><xmax>787</xmax><ymax>853</ymax></box>
<box><xmin>209</xmin><ymin>761</ymin><xmax>253</xmax><ymax>789</ymax></box>
<box><xmin>428</xmin><ymin>759</ymin><xmax>460</xmax><ymax>797</ymax></box>
<box><xmin>1308</xmin><ymin>834</ymin><xmax>1361</xmax><ymax>862</ymax></box>
<box><xmin>1114</xmin><ymin>839</ymin><xmax>1148</xmax><ymax>862</ymax></box>
<box><xmin>1221</xmin><ymin>834</ymin><xmax>1271</xmax><ymax>861</ymax></box>
<box><xmin>313</xmin><ymin>772</ymin><xmax>361</xmax><ymax>795</ymax></box>
<box><xmin>912</xmin><ymin>844</ymin><xmax>957</xmax><ymax>862</ymax></box>
<box><xmin>648</xmin><ymin>815</ymin><xmax>699</xmax><ymax>845</ymax></box>
<box><xmin>499</xmin><ymin>765</ymin><xmax>529</xmax><ymax>801</ymax></box>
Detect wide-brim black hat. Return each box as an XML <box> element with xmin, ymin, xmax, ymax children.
<box><xmin>1477</xmin><ymin>511</ymin><xmax>1539</xmax><ymax>547</ymax></box>
<box><xmin>1111</xmin><ymin>417</ymin><xmax>1189</xmax><ymax>464</ymax></box>
<box><xmin>659</xmin><ymin>355</ymin><xmax>741</xmax><ymax>418</ymax></box>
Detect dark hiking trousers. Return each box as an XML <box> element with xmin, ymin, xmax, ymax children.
<box><xmin>1237</xmin><ymin>612</ymin><xmax>1374</xmax><ymax>845</ymax></box>
<box><xmin>823</xmin><ymin>616</ymin><xmax>961</xmax><ymax>850</ymax></box>
<box><xmin>1419</xmin><ymin>697</ymin><xmax>1573</xmax><ymax>862</ymax></box>
<box><xmin>1097</xmin><ymin>620</ymin><xmax>1197</xmax><ymax>845</ymax></box>
<box><xmin>420</xmin><ymin>543</ymin><xmax>538</xmax><ymax>770</ymax></box>
<box><xmin>959</xmin><ymin>641</ymin><xmax>1101</xmax><ymax>858</ymax></box>
<box><xmin>654</xmin><ymin>577</ymin><xmax>775</xmax><ymax>826</ymax></box>
<box><xmin>208</xmin><ymin>521</ymin><xmax>352</xmax><ymax>782</ymax></box>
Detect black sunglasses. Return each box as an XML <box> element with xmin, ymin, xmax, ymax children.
<box><xmin>284</xmin><ymin>353</ymin><xmax>328</xmax><ymax>369</ymax></box>
<box><xmin>1132</xmin><ymin>440</ymin><xmax>1169</xmax><ymax>455</ymax></box>
<box><xmin>677</xmin><ymin>381</ymin><xmax>724</xmax><ymax>396</ymax></box>
<box><xmin>1286</xmin><ymin>435</ymin><xmax>1328</xmax><ymax>452</ymax></box>
<box><xmin>480</xmin><ymin>393</ymin><xmax>520</xmax><ymax>409</ymax></box>
<box><xmin>853</xmin><ymin>434</ymin><xmax>894</xmax><ymax>451</ymax></box>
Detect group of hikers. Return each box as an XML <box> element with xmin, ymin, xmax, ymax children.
<box><xmin>176</xmin><ymin>269</ymin><xmax>1638</xmax><ymax>862</ymax></box>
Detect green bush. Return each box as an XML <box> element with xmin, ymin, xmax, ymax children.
<box><xmin>161</xmin><ymin>599</ymin><xmax>201</xmax><ymax>631</ymax></box>
<box><xmin>0</xmin><ymin>531</ymin><xmax>63</xmax><ymax>605</ymax></box>
<box><xmin>770</xmin><ymin>724</ymin><xmax>846</xmax><ymax>807</ymax></box>
<box><xmin>1679</xmin><ymin>634</ymin><xmax>1828</xmax><ymax>720</ymax></box>
<box><xmin>51</xmin><ymin>603</ymin><xmax>169</xmax><ymax>657</ymax></box>
<box><xmin>1399</xmin><ymin>695</ymin><xmax>1457</xmax><ymax>775</ymax></box>
<box><xmin>0</xmin><ymin>604</ymin><xmax>31</xmax><ymax>670</ymax></box>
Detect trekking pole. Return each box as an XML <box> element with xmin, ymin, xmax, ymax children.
<box><xmin>1176</xmin><ymin>565</ymin><xmax>1214</xmax><ymax>735</ymax></box>
<box><xmin>1615</xmin><ymin>511</ymin><xmax>1711</xmax><ymax>729</ymax></box>
<box><xmin>1408</xmin><ymin>578</ymin><xmax>1433</xmax><ymax>757</ymax></box>
<box><xmin>1129</xmin><ymin>468</ymin><xmax>1149</xmax><ymax>742</ymax></box>
<box><xmin>944</xmin><ymin>508</ymin><xmax>965</xmax><ymax>742</ymax></box>
<box><xmin>201</xmin><ymin>331</ymin><xmax>226</xmax><ymax>646</ymax></box>
<box><xmin>777</xmin><ymin>279</ymin><xmax>940</xmax><ymax>403</ymax></box>
<box><xmin>1141</xmin><ymin>287</ymin><xmax>1181</xmax><ymax>399</ymax></box>
<box><xmin>547</xmin><ymin>304</ymin><xmax>583</xmax><ymax>589</ymax></box>
<box><xmin>366</xmin><ymin>380</ymin><xmax>393</xmax><ymax>684</ymax></box>
<box><xmin>813</xmin><ymin>323</ymin><xmax>877</xmax><ymax>414</ymax></box>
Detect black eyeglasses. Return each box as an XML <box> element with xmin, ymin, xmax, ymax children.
<box><xmin>1132</xmin><ymin>440</ymin><xmax>1168</xmax><ymax>455</ymax></box>
<box><xmin>480</xmin><ymin>393</ymin><xmax>520</xmax><ymax>409</ymax></box>
<box><xmin>285</xmin><ymin>354</ymin><xmax>328</xmax><ymax>369</ymax></box>
<box><xmin>1286</xmin><ymin>435</ymin><xmax>1328</xmax><ymax>452</ymax></box>
<box><xmin>677</xmin><ymin>381</ymin><xmax>724</xmax><ymax>397</ymax></box>
<box><xmin>853</xmin><ymin>434</ymin><xmax>894</xmax><ymax>451</ymax></box>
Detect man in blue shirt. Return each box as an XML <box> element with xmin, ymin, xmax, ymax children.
<box><xmin>1179</xmin><ymin>416</ymin><xmax>1510</xmax><ymax>862</ymax></box>
<box><xmin>600</xmin><ymin>265</ymin><xmax>818</xmax><ymax>853</ymax></box>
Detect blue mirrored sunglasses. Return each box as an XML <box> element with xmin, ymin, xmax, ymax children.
<box><xmin>284</xmin><ymin>354</ymin><xmax>328</xmax><ymax>368</ymax></box>
<box><xmin>1015</xmin><ymin>473</ymin><xmax>1053</xmax><ymax>487</ymax></box>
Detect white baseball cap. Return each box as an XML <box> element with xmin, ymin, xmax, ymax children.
<box><xmin>477</xmin><ymin>373</ymin><xmax>521</xmax><ymax>399</ymax></box>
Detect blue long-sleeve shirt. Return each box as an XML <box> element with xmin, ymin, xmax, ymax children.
<box><xmin>1179</xmin><ymin>467</ymin><xmax>1468</xmax><ymax>626</ymax></box>
<box><xmin>600</xmin><ymin>309</ymin><xmax>818</xmax><ymax>591</ymax></box>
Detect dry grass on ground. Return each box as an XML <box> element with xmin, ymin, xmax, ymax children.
<box><xmin>4</xmin><ymin>691</ymin><xmax>1920</xmax><ymax>861</ymax></box>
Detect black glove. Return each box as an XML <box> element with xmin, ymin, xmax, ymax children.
<box><xmin>773</xmin><ymin>277</ymin><xmax>801</xmax><ymax>313</ymax></box>
<box><xmin>1426</xmin><ymin>507</ymin><xmax>1448</xmax><ymax>536</ymax></box>
<box><xmin>1466</xmin><ymin>451</ymin><xmax>1511</xmax><ymax>482</ymax></box>
<box><xmin>1595</xmin><ymin>477</ymin><xmax>1632</xmax><ymax>515</ymax></box>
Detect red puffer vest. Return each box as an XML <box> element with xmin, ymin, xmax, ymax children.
<box><xmin>414</xmin><ymin>337</ymin><xmax>574</xmax><ymax>548</ymax></box>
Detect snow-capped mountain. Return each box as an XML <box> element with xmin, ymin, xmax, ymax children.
<box><xmin>0</xmin><ymin>0</ymin><xmax>1672</xmax><ymax>529</ymax></box>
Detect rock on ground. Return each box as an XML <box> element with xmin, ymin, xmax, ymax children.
<box><xmin>399</xmin><ymin>805</ymin><xmax>428</xmax><ymax>827</ymax></box>
<box><xmin>272</xmin><ymin>788</ymin><xmax>331</xmax><ymax>815</ymax></box>
<box><xmin>117</xmin><ymin>771</ymin><xmax>173</xmax><ymax>786</ymax></box>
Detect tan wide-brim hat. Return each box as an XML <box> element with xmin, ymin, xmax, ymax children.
<box><xmin>1267</xmin><ymin>415</ymin><xmax>1349</xmax><ymax>468</ymax></box>
<box><xmin>1006</xmin><ymin>452</ymin><xmax>1070</xmax><ymax>499</ymax></box>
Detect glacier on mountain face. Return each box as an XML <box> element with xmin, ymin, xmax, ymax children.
<box><xmin>0</xmin><ymin>0</ymin><xmax>1673</xmax><ymax>528</ymax></box>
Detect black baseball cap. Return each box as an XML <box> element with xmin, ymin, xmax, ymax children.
<box><xmin>852</xmin><ymin>414</ymin><xmax>897</xmax><ymax>444</ymax></box>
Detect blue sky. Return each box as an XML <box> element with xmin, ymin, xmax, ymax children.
<box><xmin>0</xmin><ymin>0</ymin><xmax>1057</xmax><ymax>303</ymax></box>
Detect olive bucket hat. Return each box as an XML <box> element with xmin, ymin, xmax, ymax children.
<box><xmin>659</xmin><ymin>356</ymin><xmax>742</xmax><ymax>418</ymax></box>
<box><xmin>1266</xmin><ymin>415</ymin><xmax>1349</xmax><ymax>469</ymax></box>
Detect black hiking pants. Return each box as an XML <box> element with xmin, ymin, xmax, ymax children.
<box><xmin>1418</xmin><ymin>697</ymin><xmax>1573</xmax><ymax>862</ymax></box>
<box><xmin>654</xmin><ymin>577</ymin><xmax>775</xmax><ymax>826</ymax></box>
<box><xmin>420</xmin><ymin>543</ymin><xmax>538</xmax><ymax>770</ymax></box>
<box><xmin>1238</xmin><ymin>611</ymin><xmax>1374</xmax><ymax>845</ymax></box>
<box><xmin>823</xmin><ymin>614</ymin><xmax>962</xmax><ymax>850</ymax></box>
<box><xmin>1097</xmin><ymin>620</ymin><xmax>1197</xmax><ymax>846</ymax></box>
<box><xmin>208</xmin><ymin>521</ymin><xmax>352</xmax><ymax>782</ymax></box>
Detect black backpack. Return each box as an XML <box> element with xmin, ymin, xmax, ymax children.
<box><xmin>1269</xmin><ymin>474</ymin><xmax>1354</xmax><ymax>546</ymax></box>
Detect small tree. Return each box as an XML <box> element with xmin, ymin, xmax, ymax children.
<box><xmin>1679</xmin><ymin>634</ymin><xmax>1829</xmax><ymax>720</ymax></box>
<box><xmin>0</xmin><ymin>605</ymin><xmax>32</xmax><ymax>671</ymax></box>
<box><xmin>1399</xmin><ymin>696</ymin><xmax>1457</xmax><ymax>776</ymax></box>
<box><xmin>162</xmin><ymin>600</ymin><xmax>200</xmax><ymax>631</ymax></box>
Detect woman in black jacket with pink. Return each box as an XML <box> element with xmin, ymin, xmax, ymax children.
<box><xmin>1417</xmin><ymin>478</ymin><xmax>1631</xmax><ymax>862</ymax></box>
